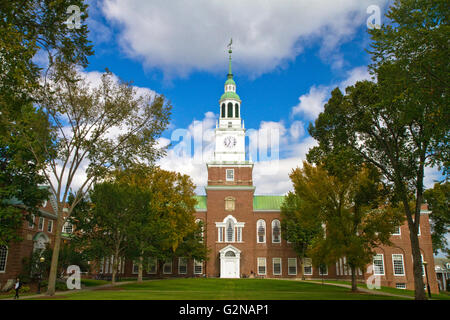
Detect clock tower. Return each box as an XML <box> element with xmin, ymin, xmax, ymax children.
<box><xmin>206</xmin><ymin>41</ymin><xmax>254</xmax><ymax>188</ymax></box>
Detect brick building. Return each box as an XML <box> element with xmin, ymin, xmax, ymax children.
<box><xmin>96</xmin><ymin>48</ymin><xmax>439</xmax><ymax>293</ymax></box>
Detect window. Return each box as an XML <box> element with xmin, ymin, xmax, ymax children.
<box><xmin>319</xmin><ymin>264</ymin><xmax>328</xmax><ymax>276</ymax></box>
<box><xmin>99</xmin><ymin>258</ymin><xmax>104</xmax><ymax>274</ymax></box>
<box><xmin>196</xmin><ymin>219</ymin><xmax>204</xmax><ymax>242</ymax></box>
<box><xmin>178</xmin><ymin>257</ymin><xmax>188</xmax><ymax>274</ymax></box>
<box><xmin>47</xmin><ymin>220</ymin><xmax>53</xmax><ymax>233</ymax></box>
<box><xmin>163</xmin><ymin>259</ymin><xmax>172</xmax><ymax>274</ymax></box>
<box><xmin>28</xmin><ymin>214</ymin><xmax>35</xmax><ymax>228</ymax></box>
<box><xmin>273</xmin><ymin>258</ymin><xmax>282</xmax><ymax>276</ymax></box>
<box><xmin>221</xmin><ymin>103</ymin><xmax>225</xmax><ymax>118</ymax></box>
<box><xmin>0</xmin><ymin>246</ymin><xmax>8</xmax><ymax>272</ymax></box>
<box><xmin>288</xmin><ymin>258</ymin><xmax>297</xmax><ymax>275</ymax></box>
<box><xmin>194</xmin><ymin>260</ymin><xmax>203</xmax><ymax>274</ymax></box>
<box><xmin>38</xmin><ymin>217</ymin><xmax>44</xmax><ymax>231</ymax></box>
<box><xmin>257</xmin><ymin>257</ymin><xmax>266</xmax><ymax>275</ymax></box>
<box><xmin>421</xmin><ymin>254</ymin><xmax>425</xmax><ymax>276</ymax></box>
<box><xmin>132</xmin><ymin>261</ymin><xmax>139</xmax><ymax>274</ymax></box>
<box><xmin>257</xmin><ymin>220</ymin><xmax>266</xmax><ymax>243</ymax></box>
<box><xmin>225</xmin><ymin>251</ymin><xmax>236</xmax><ymax>257</ymax></box>
<box><xmin>396</xmin><ymin>283</ymin><xmax>407</xmax><ymax>289</ymax></box>
<box><xmin>303</xmin><ymin>258</ymin><xmax>312</xmax><ymax>275</ymax></box>
<box><xmin>373</xmin><ymin>254</ymin><xmax>385</xmax><ymax>275</ymax></box>
<box><xmin>148</xmin><ymin>257</ymin><xmax>157</xmax><ymax>274</ymax></box>
<box><xmin>272</xmin><ymin>220</ymin><xmax>281</xmax><ymax>243</ymax></box>
<box><xmin>227</xmin><ymin>102</ymin><xmax>233</xmax><ymax>117</ymax></box>
<box><xmin>392</xmin><ymin>226</ymin><xmax>401</xmax><ymax>235</ymax></box>
<box><xmin>236</xmin><ymin>226</ymin><xmax>242</xmax><ymax>242</ymax></box>
<box><xmin>235</xmin><ymin>104</ymin><xmax>239</xmax><ymax>118</ymax></box>
<box><xmin>63</xmin><ymin>221</ymin><xmax>73</xmax><ymax>234</ymax></box>
<box><xmin>226</xmin><ymin>169</ymin><xmax>234</xmax><ymax>182</ymax></box>
<box><xmin>218</xmin><ymin>227</ymin><xmax>224</xmax><ymax>242</ymax></box>
<box><xmin>392</xmin><ymin>254</ymin><xmax>405</xmax><ymax>276</ymax></box>
<box><xmin>226</xmin><ymin>218</ymin><xmax>234</xmax><ymax>242</ymax></box>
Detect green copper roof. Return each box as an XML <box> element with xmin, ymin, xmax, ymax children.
<box><xmin>220</xmin><ymin>91</ymin><xmax>241</xmax><ymax>101</ymax></box>
<box><xmin>194</xmin><ymin>195</ymin><xmax>207</xmax><ymax>210</ymax></box>
<box><xmin>225</xmin><ymin>78</ymin><xmax>235</xmax><ymax>86</ymax></box>
<box><xmin>253</xmin><ymin>195</ymin><xmax>285</xmax><ymax>210</ymax></box>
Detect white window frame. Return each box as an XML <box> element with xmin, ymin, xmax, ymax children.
<box><xmin>194</xmin><ymin>259</ymin><xmax>203</xmax><ymax>275</ymax></box>
<box><xmin>392</xmin><ymin>254</ymin><xmax>405</xmax><ymax>276</ymax></box>
<box><xmin>226</xmin><ymin>169</ymin><xmax>234</xmax><ymax>181</ymax></box>
<box><xmin>99</xmin><ymin>258</ymin><xmax>104</xmax><ymax>274</ymax></box>
<box><xmin>257</xmin><ymin>219</ymin><xmax>266</xmax><ymax>243</ymax></box>
<box><xmin>272</xmin><ymin>219</ymin><xmax>281</xmax><ymax>243</ymax></box>
<box><xmin>132</xmin><ymin>261</ymin><xmax>139</xmax><ymax>274</ymax></box>
<box><xmin>257</xmin><ymin>257</ymin><xmax>266</xmax><ymax>275</ymax></box>
<box><xmin>319</xmin><ymin>264</ymin><xmax>328</xmax><ymax>276</ymax></box>
<box><xmin>63</xmin><ymin>221</ymin><xmax>73</xmax><ymax>234</ymax></box>
<box><xmin>0</xmin><ymin>246</ymin><xmax>8</xmax><ymax>273</ymax></box>
<box><xmin>218</xmin><ymin>227</ymin><xmax>224</xmax><ymax>242</ymax></box>
<box><xmin>47</xmin><ymin>220</ymin><xmax>53</xmax><ymax>233</ymax></box>
<box><xmin>303</xmin><ymin>258</ymin><xmax>313</xmax><ymax>275</ymax></box>
<box><xmin>392</xmin><ymin>226</ymin><xmax>401</xmax><ymax>235</ymax></box>
<box><xmin>396</xmin><ymin>283</ymin><xmax>407</xmax><ymax>289</ymax></box>
<box><xmin>38</xmin><ymin>217</ymin><xmax>44</xmax><ymax>231</ymax></box>
<box><xmin>273</xmin><ymin>258</ymin><xmax>282</xmax><ymax>276</ymax></box>
<box><xmin>373</xmin><ymin>254</ymin><xmax>385</xmax><ymax>275</ymax></box>
<box><xmin>163</xmin><ymin>259</ymin><xmax>172</xmax><ymax>274</ymax></box>
<box><xmin>288</xmin><ymin>258</ymin><xmax>297</xmax><ymax>275</ymax></box>
<box><xmin>178</xmin><ymin>257</ymin><xmax>188</xmax><ymax>275</ymax></box>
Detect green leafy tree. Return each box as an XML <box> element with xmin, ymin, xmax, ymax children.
<box><xmin>0</xmin><ymin>0</ymin><xmax>92</xmax><ymax>246</ymax></box>
<box><xmin>280</xmin><ymin>192</ymin><xmax>322</xmax><ymax>279</ymax></box>
<box><xmin>290</xmin><ymin>162</ymin><xmax>403</xmax><ymax>292</ymax></box>
<box><xmin>424</xmin><ymin>182</ymin><xmax>450</xmax><ymax>257</ymax></box>
<box><xmin>25</xmin><ymin>62</ymin><xmax>171</xmax><ymax>294</ymax></box>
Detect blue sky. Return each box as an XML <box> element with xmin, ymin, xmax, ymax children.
<box><xmin>73</xmin><ymin>0</ymin><xmax>445</xmax><ymax>197</ymax></box>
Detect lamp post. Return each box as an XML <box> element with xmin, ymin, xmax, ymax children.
<box><xmin>37</xmin><ymin>256</ymin><xmax>45</xmax><ymax>294</ymax></box>
<box><xmin>423</xmin><ymin>261</ymin><xmax>432</xmax><ymax>299</ymax></box>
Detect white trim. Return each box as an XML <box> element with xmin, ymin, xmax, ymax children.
<box><xmin>178</xmin><ymin>257</ymin><xmax>188</xmax><ymax>275</ymax></box>
<box><xmin>319</xmin><ymin>264</ymin><xmax>328</xmax><ymax>276</ymax></box>
<box><xmin>226</xmin><ymin>169</ymin><xmax>235</xmax><ymax>181</ymax></box>
<box><xmin>272</xmin><ymin>258</ymin><xmax>282</xmax><ymax>276</ymax></box>
<box><xmin>288</xmin><ymin>258</ymin><xmax>297</xmax><ymax>275</ymax></box>
<box><xmin>257</xmin><ymin>257</ymin><xmax>266</xmax><ymax>275</ymax></box>
<box><xmin>163</xmin><ymin>259</ymin><xmax>173</xmax><ymax>274</ymax></box>
<box><xmin>194</xmin><ymin>259</ymin><xmax>203</xmax><ymax>275</ymax></box>
<box><xmin>392</xmin><ymin>226</ymin><xmax>401</xmax><ymax>236</ymax></box>
<box><xmin>47</xmin><ymin>220</ymin><xmax>53</xmax><ymax>233</ymax></box>
<box><xmin>392</xmin><ymin>254</ymin><xmax>405</xmax><ymax>276</ymax></box>
<box><xmin>303</xmin><ymin>258</ymin><xmax>313</xmax><ymax>275</ymax></box>
<box><xmin>256</xmin><ymin>219</ymin><xmax>266</xmax><ymax>243</ymax></box>
<box><xmin>38</xmin><ymin>217</ymin><xmax>44</xmax><ymax>231</ymax></box>
<box><xmin>373</xmin><ymin>254</ymin><xmax>385</xmax><ymax>276</ymax></box>
<box><xmin>147</xmin><ymin>257</ymin><xmax>157</xmax><ymax>274</ymax></box>
<box><xmin>271</xmin><ymin>219</ymin><xmax>281</xmax><ymax>243</ymax></box>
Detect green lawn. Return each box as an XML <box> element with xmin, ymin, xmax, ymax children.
<box><xmin>317</xmin><ymin>279</ymin><xmax>450</xmax><ymax>300</ymax></box>
<box><xmin>33</xmin><ymin>278</ymin><xmax>410</xmax><ymax>300</ymax></box>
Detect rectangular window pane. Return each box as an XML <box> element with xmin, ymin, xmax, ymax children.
<box><xmin>257</xmin><ymin>258</ymin><xmax>266</xmax><ymax>275</ymax></box>
<box><xmin>178</xmin><ymin>257</ymin><xmax>187</xmax><ymax>274</ymax></box>
<box><xmin>373</xmin><ymin>254</ymin><xmax>385</xmax><ymax>275</ymax></box>
<box><xmin>28</xmin><ymin>214</ymin><xmax>35</xmax><ymax>228</ymax></box>
<box><xmin>236</xmin><ymin>227</ymin><xmax>242</xmax><ymax>242</ymax></box>
<box><xmin>273</xmin><ymin>258</ymin><xmax>282</xmax><ymax>275</ymax></box>
<box><xmin>194</xmin><ymin>260</ymin><xmax>203</xmax><ymax>274</ymax></box>
<box><xmin>393</xmin><ymin>226</ymin><xmax>401</xmax><ymax>235</ymax></box>
<box><xmin>163</xmin><ymin>260</ymin><xmax>172</xmax><ymax>274</ymax></box>
<box><xmin>392</xmin><ymin>254</ymin><xmax>405</xmax><ymax>276</ymax></box>
<box><xmin>0</xmin><ymin>246</ymin><xmax>8</xmax><ymax>272</ymax></box>
<box><xmin>304</xmin><ymin>258</ymin><xmax>313</xmax><ymax>275</ymax></box>
<box><xmin>319</xmin><ymin>264</ymin><xmax>328</xmax><ymax>275</ymax></box>
<box><xmin>226</xmin><ymin>169</ymin><xmax>234</xmax><ymax>181</ymax></box>
<box><xmin>218</xmin><ymin>227</ymin><xmax>224</xmax><ymax>242</ymax></box>
<box><xmin>47</xmin><ymin>220</ymin><xmax>53</xmax><ymax>233</ymax></box>
<box><xmin>38</xmin><ymin>217</ymin><xmax>44</xmax><ymax>230</ymax></box>
<box><xmin>288</xmin><ymin>258</ymin><xmax>297</xmax><ymax>275</ymax></box>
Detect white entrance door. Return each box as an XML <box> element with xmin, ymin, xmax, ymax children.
<box><xmin>220</xmin><ymin>249</ymin><xmax>240</xmax><ymax>278</ymax></box>
<box><xmin>222</xmin><ymin>259</ymin><xmax>238</xmax><ymax>278</ymax></box>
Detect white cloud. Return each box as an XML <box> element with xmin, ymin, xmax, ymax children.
<box><xmin>100</xmin><ymin>0</ymin><xmax>388</xmax><ymax>78</ymax></box>
<box><xmin>291</xmin><ymin>85</ymin><xmax>329</xmax><ymax>120</ymax></box>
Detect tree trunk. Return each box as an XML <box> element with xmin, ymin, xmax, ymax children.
<box><xmin>350</xmin><ymin>265</ymin><xmax>357</xmax><ymax>292</ymax></box>
<box><xmin>138</xmin><ymin>255</ymin><xmax>143</xmax><ymax>283</ymax></box>
<box><xmin>112</xmin><ymin>247</ymin><xmax>120</xmax><ymax>285</ymax></box>
<box><xmin>403</xmin><ymin>198</ymin><xmax>426</xmax><ymax>300</ymax></box>
<box><xmin>46</xmin><ymin>209</ymin><xmax>64</xmax><ymax>296</ymax></box>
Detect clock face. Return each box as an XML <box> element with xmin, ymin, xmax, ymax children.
<box><xmin>223</xmin><ymin>136</ymin><xmax>237</xmax><ymax>148</ymax></box>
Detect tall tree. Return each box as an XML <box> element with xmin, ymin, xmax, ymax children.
<box><xmin>280</xmin><ymin>192</ymin><xmax>322</xmax><ymax>279</ymax></box>
<box><xmin>424</xmin><ymin>182</ymin><xmax>450</xmax><ymax>257</ymax></box>
<box><xmin>290</xmin><ymin>162</ymin><xmax>402</xmax><ymax>292</ymax></box>
<box><xmin>26</xmin><ymin>62</ymin><xmax>171</xmax><ymax>294</ymax></box>
<box><xmin>309</xmin><ymin>0</ymin><xmax>449</xmax><ymax>299</ymax></box>
<box><xmin>0</xmin><ymin>0</ymin><xmax>93</xmax><ymax>246</ymax></box>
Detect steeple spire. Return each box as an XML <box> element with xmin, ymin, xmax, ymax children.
<box><xmin>227</xmin><ymin>38</ymin><xmax>233</xmax><ymax>79</ymax></box>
